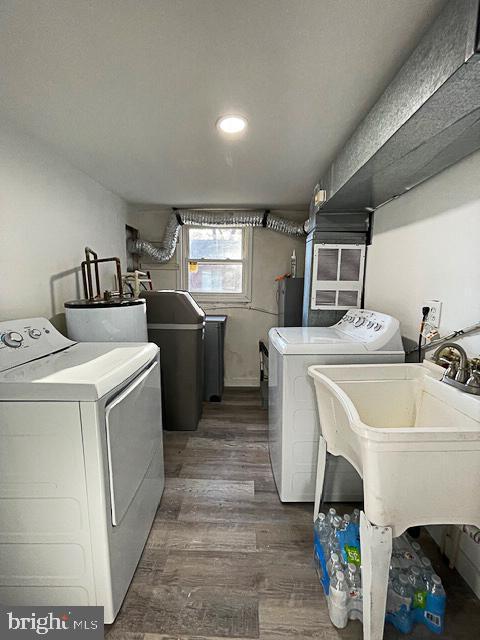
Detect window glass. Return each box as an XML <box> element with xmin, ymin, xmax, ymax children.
<box><xmin>188</xmin><ymin>263</ymin><xmax>243</xmax><ymax>293</ymax></box>
<box><xmin>188</xmin><ymin>227</ymin><xmax>243</xmax><ymax>260</ymax></box>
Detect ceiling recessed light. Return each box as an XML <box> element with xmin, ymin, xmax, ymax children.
<box><xmin>216</xmin><ymin>114</ymin><xmax>247</xmax><ymax>135</ymax></box>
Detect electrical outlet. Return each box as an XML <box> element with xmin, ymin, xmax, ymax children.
<box><xmin>425</xmin><ymin>300</ymin><xmax>442</xmax><ymax>328</ymax></box>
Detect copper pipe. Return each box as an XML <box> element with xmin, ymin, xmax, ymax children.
<box><xmin>81</xmin><ymin>260</ymin><xmax>94</xmax><ymax>300</ymax></box>
<box><xmin>81</xmin><ymin>253</ymin><xmax>124</xmax><ymax>299</ymax></box>
<box><xmin>81</xmin><ymin>262</ymin><xmax>89</xmax><ymax>299</ymax></box>
<box><xmin>85</xmin><ymin>247</ymin><xmax>101</xmax><ymax>299</ymax></box>
<box><xmin>114</xmin><ymin>257</ymin><xmax>123</xmax><ymax>297</ymax></box>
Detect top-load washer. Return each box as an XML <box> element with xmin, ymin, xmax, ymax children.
<box><xmin>0</xmin><ymin>317</ymin><xmax>164</xmax><ymax>622</ymax></box>
<box><xmin>268</xmin><ymin>308</ymin><xmax>404</xmax><ymax>502</ymax></box>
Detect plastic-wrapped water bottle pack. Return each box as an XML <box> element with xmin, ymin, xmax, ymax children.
<box><xmin>386</xmin><ymin>534</ymin><xmax>446</xmax><ymax>635</ymax></box>
<box><xmin>313</xmin><ymin>508</ymin><xmax>362</xmax><ymax>628</ymax></box>
<box><xmin>313</xmin><ymin>508</ymin><xmax>446</xmax><ymax>634</ymax></box>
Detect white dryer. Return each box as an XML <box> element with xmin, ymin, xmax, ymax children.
<box><xmin>0</xmin><ymin>318</ymin><xmax>164</xmax><ymax>622</ymax></box>
<box><xmin>268</xmin><ymin>308</ymin><xmax>404</xmax><ymax>502</ymax></box>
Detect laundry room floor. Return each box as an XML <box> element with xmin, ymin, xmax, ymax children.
<box><xmin>106</xmin><ymin>388</ymin><xmax>480</xmax><ymax>640</ymax></box>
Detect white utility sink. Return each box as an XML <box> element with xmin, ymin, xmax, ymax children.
<box><xmin>308</xmin><ymin>361</ymin><xmax>480</xmax><ymax>536</ymax></box>
<box><xmin>308</xmin><ymin>360</ymin><xmax>480</xmax><ymax>640</ymax></box>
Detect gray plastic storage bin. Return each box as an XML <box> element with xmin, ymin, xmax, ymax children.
<box><xmin>204</xmin><ymin>315</ymin><xmax>227</xmax><ymax>402</ymax></box>
<box><xmin>141</xmin><ymin>290</ymin><xmax>205</xmax><ymax>430</ymax></box>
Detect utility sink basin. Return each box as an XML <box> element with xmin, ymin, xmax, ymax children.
<box><xmin>308</xmin><ymin>362</ymin><xmax>480</xmax><ymax>536</ymax></box>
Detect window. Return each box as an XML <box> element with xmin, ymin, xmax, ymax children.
<box><xmin>181</xmin><ymin>226</ymin><xmax>252</xmax><ymax>301</ymax></box>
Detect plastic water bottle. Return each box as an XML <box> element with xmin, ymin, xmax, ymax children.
<box><xmin>346</xmin><ymin>562</ymin><xmax>361</xmax><ymax>589</ymax></box>
<box><xmin>328</xmin><ymin>570</ymin><xmax>349</xmax><ymax>628</ymax></box>
<box><xmin>331</xmin><ymin>569</ymin><xmax>347</xmax><ymax>591</ymax></box>
<box><xmin>336</xmin><ymin>514</ymin><xmax>361</xmax><ymax>567</ymax></box>
<box><xmin>431</xmin><ymin>575</ymin><xmax>445</xmax><ymax>594</ymax></box>
<box><xmin>408</xmin><ymin>565</ymin><xmax>423</xmax><ymax>583</ymax></box>
<box><xmin>313</xmin><ymin>512</ymin><xmax>331</xmax><ymax>588</ymax></box>
<box><xmin>395</xmin><ymin>539</ymin><xmax>416</xmax><ymax>569</ymax></box>
<box><xmin>314</xmin><ymin>511</ymin><xmax>326</xmax><ymax>528</ymax></box>
<box><xmin>394</xmin><ymin>574</ymin><xmax>413</xmax><ymax>600</ymax></box>
<box><xmin>350</xmin><ymin>509</ymin><xmax>361</xmax><ymax>548</ymax></box>
<box><xmin>314</xmin><ymin>524</ymin><xmax>330</xmax><ymax>592</ymax></box>
<box><xmin>423</xmin><ymin>573</ymin><xmax>434</xmax><ymax>591</ymax></box>
<box><xmin>411</xmin><ymin>541</ymin><xmax>422</xmax><ymax>562</ymax></box>
<box><xmin>420</xmin><ymin>557</ymin><xmax>434</xmax><ymax>589</ymax></box>
<box><xmin>327</xmin><ymin>552</ymin><xmax>343</xmax><ymax>577</ymax></box>
<box><xmin>389</xmin><ymin>555</ymin><xmax>402</xmax><ymax>581</ymax></box>
<box><xmin>327</xmin><ymin>516</ymin><xmax>342</xmax><ymax>555</ymax></box>
<box><xmin>314</xmin><ymin>512</ymin><xmax>329</xmax><ymax>543</ymax></box>
<box><xmin>409</xmin><ymin>566</ymin><xmax>427</xmax><ymax>611</ymax></box>
<box><xmin>327</xmin><ymin>507</ymin><xmax>337</xmax><ymax>526</ymax></box>
<box><xmin>332</xmin><ymin>515</ymin><xmax>342</xmax><ymax>532</ymax></box>
<box><xmin>424</xmin><ymin>574</ymin><xmax>446</xmax><ymax>634</ymax></box>
<box><xmin>386</xmin><ymin>574</ymin><xmax>414</xmax><ymax>634</ymax></box>
<box><xmin>346</xmin><ymin>562</ymin><xmax>362</xmax><ymax>619</ymax></box>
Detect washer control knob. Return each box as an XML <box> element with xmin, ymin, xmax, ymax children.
<box><xmin>2</xmin><ymin>331</ymin><xmax>24</xmax><ymax>348</ymax></box>
<box><xmin>29</xmin><ymin>328</ymin><xmax>42</xmax><ymax>339</ymax></box>
<box><xmin>354</xmin><ymin>317</ymin><xmax>365</xmax><ymax>327</ymax></box>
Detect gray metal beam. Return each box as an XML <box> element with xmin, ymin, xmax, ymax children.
<box><xmin>313</xmin><ymin>0</ymin><xmax>480</xmax><ymax>214</ymax></box>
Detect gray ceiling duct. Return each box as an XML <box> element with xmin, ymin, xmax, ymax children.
<box><xmin>313</xmin><ymin>0</ymin><xmax>480</xmax><ymax>214</ymax></box>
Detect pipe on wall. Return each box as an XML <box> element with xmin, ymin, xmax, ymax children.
<box><xmin>127</xmin><ymin>209</ymin><xmax>307</xmax><ymax>263</ymax></box>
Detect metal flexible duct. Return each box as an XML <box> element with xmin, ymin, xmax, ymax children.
<box><xmin>130</xmin><ymin>215</ymin><xmax>181</xmax><ymax>263</ymax></box>
<box><xmin>128</xmin><ymin>209</ymin><xmax>307</xmax><ymax>263</ymax></box>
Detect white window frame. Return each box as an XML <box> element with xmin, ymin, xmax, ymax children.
<box><xmin>180</xmin><ymin>226</ymin><xmax>253</xmax><ymax>303</ymax></box>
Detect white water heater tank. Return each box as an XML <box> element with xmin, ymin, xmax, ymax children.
<box><xmin>65</xmin><ymin>298</ymin><xmax>148</xmax><ymax>342</ymax></box>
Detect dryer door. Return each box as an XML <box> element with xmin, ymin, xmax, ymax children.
<box><xmin>105</xmin><ymin>358</ymin><xmax>162</xmax><ymax>525</ymax></box>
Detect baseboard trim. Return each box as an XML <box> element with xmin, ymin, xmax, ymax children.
<box><xmin>225</xmin><ymin>378</ymin><xmax>259</xmax><ymax>387</ymax></box>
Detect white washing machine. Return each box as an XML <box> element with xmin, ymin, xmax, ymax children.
<box><xmin>0</xmin><ymin>317</ymin><xmax>164</xmax><ymax>622</ymax></box>
<box><xmin>268</xmin><ymin>308</ymin><xmax>404</xmax><ymax>502</ymax></box>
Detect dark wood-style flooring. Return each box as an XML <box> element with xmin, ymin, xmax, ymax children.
<box><xmin>106</xmin><ymin>388</ymin><xmax>480</xmax><ymax>639</ymax></box>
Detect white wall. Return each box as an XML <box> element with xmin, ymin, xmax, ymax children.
<box><xmin>0</xmin><ymin>124</ymin><xmax>128</xmax><ymax>325</ymax></box>
<box><xmin>128</xmin><ymin>208</ymin><xmax>306</xmax><ymax>386</ymax></box>
<box><xmin>365</xmin><ymin>149</ymin><xmax>480</xmax><ymax>597</ymax></box>
<box><xmin>365</xmin><ymin>149</ymin><xmax>480</xmax><ymax>357</ymax></box>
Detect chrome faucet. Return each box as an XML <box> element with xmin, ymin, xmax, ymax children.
<box><xmin>433</xmin><ymin>342</ymin><xmax>469</xmax><ymax>382</ymax></box>
<box><xmin>432</xmin><ymin>343</ymin><xmax>480</xmax><ymax>395</ymax></box>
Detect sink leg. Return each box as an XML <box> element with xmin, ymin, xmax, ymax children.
<box><xmin>313</xmin><ymin>435</ymin><xmax>327</xmax><ymax>521</ymax></box>
<box><xmin>360</xmin><ymin>511</ymin><xmax>392</xmax><ymax>640</ymax></box>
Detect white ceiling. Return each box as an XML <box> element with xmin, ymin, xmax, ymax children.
<box><xmin>0</xmin><ymin>0</ymin><xmax>446</xmax><ymax>209</ymax></box>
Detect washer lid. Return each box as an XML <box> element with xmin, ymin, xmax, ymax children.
<box><xmin>0</xmin><ymin>342</ymin><xmax>159</xmax><ymax>401</ymax></box>
<box><xmin>270</xmin><ymin>326</ymin><xmax>367</xmax><ymax>355</ymax></box>
<box><xmin>269</xmin><ymin>309</ymin><xmax>404</xmax><ymax>356</ymax></box>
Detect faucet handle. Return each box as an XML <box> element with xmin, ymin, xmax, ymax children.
<box><xmin>470</xmin><ymin>357</ymin><xmax>480</xmax><ymax>372</ymax></box>
<box><xmin>444</xmin><ymin>360</ymin><xmax>458</xmax><ymax>380</ymax></box>
<box><xmin>466</xmin><ymin>368</ymin><xmax>480</xmax><ymax>390</ymax></box>
<box><xmin>455</xmin><ymin>364</ymin><xmax>470</xmax><ymax>384</ymax></box>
